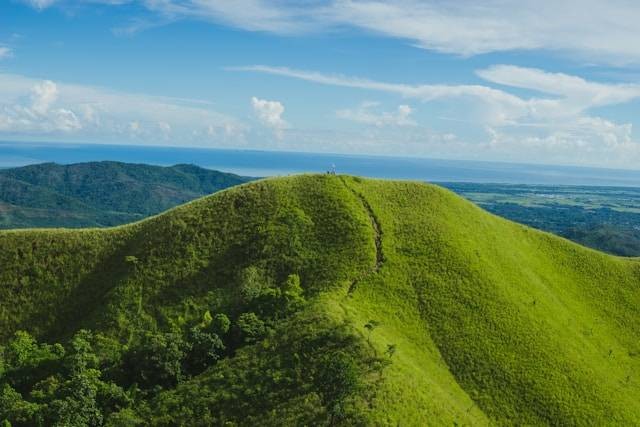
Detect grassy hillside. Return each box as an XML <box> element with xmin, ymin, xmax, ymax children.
<box><xmin>442</xmin><ymin>182</ymin><xmax>640</xmax><ymax>257</ymax></box>
<box><xmin>0</xmin><ymin>162</ymin><xmax>250</xmax><ymax>229</ymax></box>
<box><xmin>1</xmin><ymin>175</ymin><xmax>639</xmax><ymax>425</ymax></box>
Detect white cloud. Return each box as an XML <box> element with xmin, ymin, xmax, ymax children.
<box><xmin>0</xmin><ymin>47</ymin><xmax>12</xmax><ymax>60</ymax></box>
<box><xmin>251</xmin><ymin>96</ymin><xmax>288</xmax><ymax>138</ymax></box>
<box><xmin>200</xmin><ymin>2</ymin><xmax>640</xmax><ymax>63</ymax></box>
<box><xmin>477</xmin><ymin>65</ymin><xmax>640</xmax><ymax>108</ymax></box>
<box><xmin>0</xmin><ymin>73</ymin><xmax>246</xmax><ymax>145</ymax></box>
<box><xmin>324</xmin><ymin>1</ymin><xmax>640</xmax><ymax>63</ymax></box>
<box><xmin>233</xmin><ymin>65</ymin><xmax>529</xmax><ymax>127</ymax></box>
<box><xmin>30</xmin><ymin>80</ymin><xmax>59</xmax><ymax>115</ymax></box>
<box><xmin>484</xmin><ymin>118</ymin><xmax>639</xmax><ymax>167</ymax></box>
<box><xmin>238</xmin><ymin>64</ymin><xmax>640</xmax><ymax>123</ymax></box>
<box><xmin>235</xmin><ymin>65</ymin><xmax>526</xmax><ymax>120</ymax></box>
<box><xmin>0</xmin><ymin>79</ymin><xmax>82</xmax><ymax>133</ymax></box>
<box><xmin>20</xmin><ymin>0</ymin><xmax>58</xmax><ymax>10</ymax></box>
<box><xmin>337</xmin><ymin>102</ymin><xmax>415</xmax><ymax>127</ymax></box>
<box><xmin>32</xmin><ymin>0</ymin><xmax>640</xmax><ymax>65</ymax></box>
<box><xmin>148</xmin><ymin>0</ymin><xmax>317</xmax><ymax>33</ymax></box>
<box><xmin>237</xmin><ymin>64</ymin><xmax>640</xmax><ymax>167</ymax></box>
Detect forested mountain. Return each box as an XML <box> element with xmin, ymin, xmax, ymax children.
<box><xmin>1</xmin><ymin>175</ymin><xmax>639</xmax><ymax>425</ymax></box>
<box><xmin>0</xmin><ymin>162</ymin><xmax>251</xmax><ymax>229</ymax></box>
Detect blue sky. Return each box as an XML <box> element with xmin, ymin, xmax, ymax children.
<box><xmin>1</xmin><ymin>0</ymin><xmax>640</xmax><ymax>169</ymax></box>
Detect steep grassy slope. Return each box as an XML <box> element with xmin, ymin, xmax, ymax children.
<box><xmin>339</xmin><ymin>177</ymin><xmax>640</xmax><ymax>425</ymax></box>
<box><xmin>0</xmin><ymin>162</ymin><xmax>250</xmax><ymax>228</ymax></box>
<box><xmin>1</xmin><ymin>175</ymin><xmax>639</xmax><ymax>425</ymax></box>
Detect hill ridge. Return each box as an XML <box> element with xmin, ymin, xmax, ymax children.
<box><xmin>1</xmin><ymin>174</ymin><xmax>639</xmax><ymax>425</ymax></box>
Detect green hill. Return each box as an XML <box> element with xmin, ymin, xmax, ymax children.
<box><xmin>1</xmin><ymin>174</ymin><xmax>639</xmax><ymax>425</ymax></box>
<box><xmin>0</xmin><ymin>162</ymin><xmax>251</xmax><ymax>229</ymax></box>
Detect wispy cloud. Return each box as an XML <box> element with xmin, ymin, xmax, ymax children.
<box><xmin>26</xmin><ymin>0</ymin><xmax>640</xmax><ymax>65</ymax></box>
<box><xmin>19</xmin><ymin>0</ymin><xmax>58</xmax><ymax>10</ymax></box>
<box><xmin>233</xmin><ymin>63</ymin><xmax>640</xmax><ymax>167</ymax></box>
<box><xmin>327</xmin><ymin>0</ymin><xmax>640</xmax><ymax>63</ymax></box>
<box><xmin>235</xmin><ymin>64</ymin><xmax>640</xmax><ymax>123</ymax></box>
<box><xmin>337</xmin><ymin>102</ymin><xmax>415</xmax><ymax>127</ymax></box>
<box><xmin>231</xmin><ymin>65</ymin><xmax>526</xmax><ymax>117</ymax></box>
<box><xmin>477</xmin><ymin>65</ymin><xmax>640</xmax><ymax>107</ymax></box>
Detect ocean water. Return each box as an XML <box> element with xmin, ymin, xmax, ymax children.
<box><xmin>2</xmin><ymin>142</ymin><xmax>640</xmax><ymax>187</ymax></box>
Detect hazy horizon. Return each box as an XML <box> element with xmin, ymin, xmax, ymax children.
<box><xmin>4</xmin><ymin>141</ymin><xmax>640</xmax><ymax>187</ymax></box>
<box><xmin>2</xmin><ymin>1</ymin><xmax>640</xmax><ymax>171</ymax></box>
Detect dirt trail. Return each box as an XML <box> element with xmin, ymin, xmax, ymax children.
<box><xmin>339</xmin><ymin>177</ymin><xmax>384</xmax><ymax>294</ymax></box>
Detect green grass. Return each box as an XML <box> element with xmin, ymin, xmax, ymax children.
<box><xmin>1</xmin><ymin>174</ymin><xmax>639</xmax><ymax>425</ymax></box>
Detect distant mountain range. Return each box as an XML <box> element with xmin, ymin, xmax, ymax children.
<box><xmin>0</xmin><ymin>162</ymin><xmax>252</xmax><ymax>229</ymax></box>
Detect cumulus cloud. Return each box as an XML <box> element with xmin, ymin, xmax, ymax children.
<box><xmin>337</xmin><ymin>102</ymin><xmax>415</xmax><ymax>127</ymax></box>
<box><xmin>251</xmin><ymin>96</ymin><xmax>288</xmax><ymax>138</ymax></box>
<box><xmin>0</xmin><ymin>73</ymin><xmax>246</xmax><ymax>145</ymax></box>
<box><xmin>0</xmin><ymin>80</ymin><xmax>82</xmax><ymax>133</ymax></box>
<box><xmin>30</xmin><ymin>80</ymin><xmax>59</xmax><ymax>115</ymax></box>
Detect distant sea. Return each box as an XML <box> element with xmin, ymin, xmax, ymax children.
<box><xmin>2</xmin><ymin>142</ymin><xmax>640</xmax><ymax>187</ymax></box>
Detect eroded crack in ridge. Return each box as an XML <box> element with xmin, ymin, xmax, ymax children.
<box><xmin>339</xmin><ymin>176</ymin><xmax>385</xmax><ymax>295</ymax></box>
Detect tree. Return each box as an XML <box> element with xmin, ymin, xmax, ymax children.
<box><xmin>238</xmin><ymin>266</ymin><xmax>266</xmax><ymax>304</ymax></box>
<box><xmin>44</xmin><ymin>369</ymin><xmax>104</xmax><ymax>427</ymax></box>
<box><xmin>123</xmin><ymin>332</ymin><xmax>186</xmax><ymax>389</ymax></box>
<box><xmin>4</xmin><ymin>332</ymin><xmax>37</xmax><ymax>370</ymax></box>
<box><xmin>199</xmin><ymin>310</ymin><xmax>213</xmax><ymax>329</ymax></box>
<box><xmin>104</xmin><ymin>408</ymin><xmax>143</xmax><ymax>427</ymax></box>
<box><xmin>315</xmin><ymin>352</ymin><xmax>360</xmax><ymax>423</ymax></box>
<box><xmin>236</xmin><ymin>313</ymin><xmax>266</xmax><ymax>344</ymax></box>
<box><xmin>184</xmin><ymin>327</ymin><xmax>225</xmax><ymax>374</ymax></box>
<box><xmin>0</xmin><ymin>384</ymin><xmax>40</xmax><ymax>426</ymax></box>
<box><xmin>211</xmin><ymin>314</ymin><xmax>231</xmax><ymax>336</ymax></box>
<box><xmin>282</xmin><ymin>274</ymin><xmax>304</xmax><ymax>310</ymax></box>
<box><xmin>65</xmin><ymin>330</ymin><xmax>98</xmax><ymax>375</ymax></box>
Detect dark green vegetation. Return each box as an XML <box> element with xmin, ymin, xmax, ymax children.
<box><xmin>443</xmin><ymin>182</ymin><xmax>640</xmax><ymax>256</ymax></box>
<box><xmin>1</xmin><ymin>175</ymin><xmax>640</xmax><ymax>425</ymax></box>
<box><xmin>0</xmin><ymin>162</ymin><xmax>250</xmax><ymax>229</ymax></box>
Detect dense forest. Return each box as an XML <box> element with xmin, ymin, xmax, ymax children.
<box><xmin>0</xmin><ymin>162</ymin><xmax>250</xmax><ymax>229</ymax></box>
<box><xmin>1</xmin><ymin>175</ymin><xmax>640</xmax><ymax>425</ymax></box>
